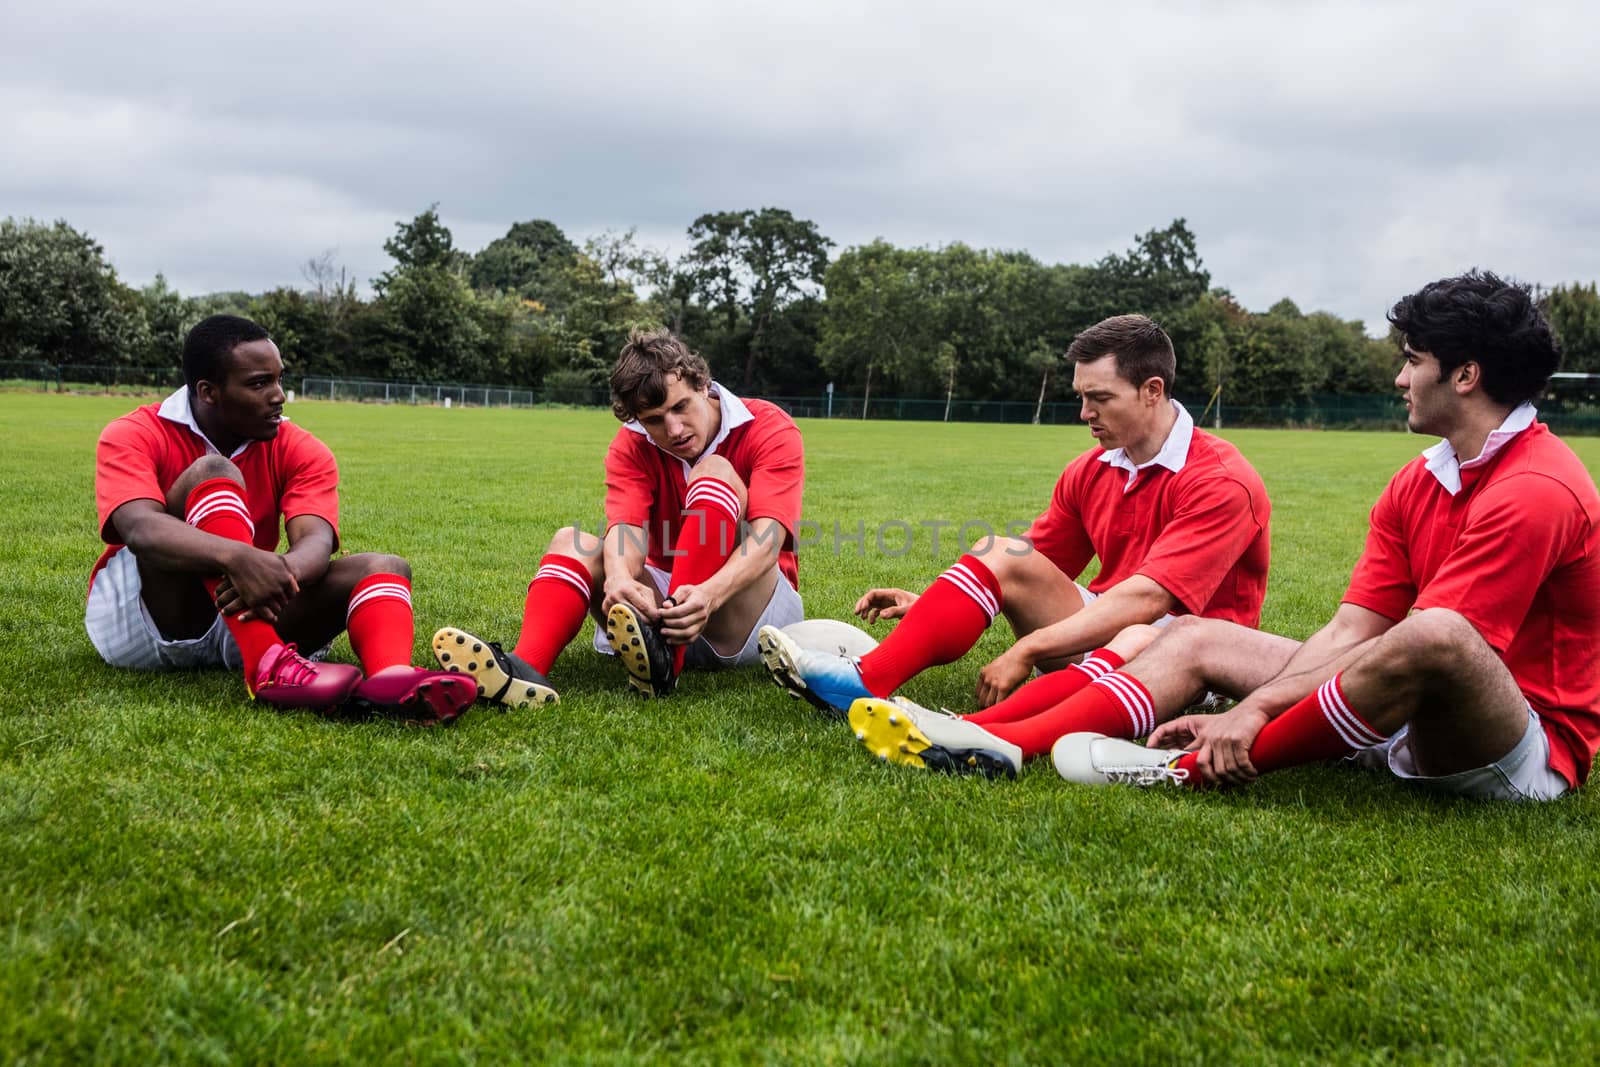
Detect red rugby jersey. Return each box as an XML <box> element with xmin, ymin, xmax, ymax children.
<box><xmin>604</xmin><ymin>386</ymin><xmax>803</xmax><ymax>589</ymax></box>
<box><xmin>1025</xmin><ymin>422</ymin><xmax>1271</xmax><ymax>626</ymax></box>
<box><xmin>91</xmin><ymin>391</ymin><xmax>339</xmax><ymax>590</ymax></box>
<box><xmin>1345</xmin><ymin>421</ymin><xmax>1600</xmax><ymax>786</ymax></box>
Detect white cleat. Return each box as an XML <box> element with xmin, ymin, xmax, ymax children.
<box><xmin>1051</xmin><ymin>732</ymin><xmax>1191</xmax><ymax>787</ymax></box>
<box><xmin>849</xmin><ymin>696</ymin><xmax>1021</xmax><ymax>779</ymax></box>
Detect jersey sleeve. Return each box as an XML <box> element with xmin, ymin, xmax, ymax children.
<box><xmin>1135</xmin><ymin>476</ymin><xmax>1266</xmax><ymax>615</ymax></box>
<box><xmin>1343</xmin><ymin>477</ymin><xmax>1421</xmax><ymax>623</ymax></box>
<box><xmin>1024</xmin><ymin>465</ymin><xmax>1095</xmax><ymax>579</ymax></box>
<box><xmin>744</xmin><ymin>417</ymin><xmax>805</xmax><ymax>542</ymax></box>
<box><xmin>95</xmin><ymin>415</ymin><xmax>166</xmax><ymax>543</ymax></box>
<box><xmin>604</xmin><ymin>431</ymin><xmax>656</xmax><ymax>531</ymax></box>
<box><xmin>278</xmin><ymin>429</ymin><xmax>341</xmax><ymax>545</ymax></box>
<box><xmin>1412</xmin><ymin>474</ymin><xmax>1589</xmax><ymax>653</ymax></box>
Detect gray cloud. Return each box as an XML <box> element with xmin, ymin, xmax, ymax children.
<box><xmin>4</xmin><ymin>0</ymin><xmax>1597</xmax><ymax>331</ymax></box>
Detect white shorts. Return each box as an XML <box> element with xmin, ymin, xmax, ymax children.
<box><xmin>85</xmin><ymin>546</ymin><xmax>243</xmax><ymax>671</ymax></box>
<box><xmin>1348</xmin><ymin>707</ymin><xmax>1570</xmax><ymax>802</ymax></box>
<box><xmin>592</xmin><ymin>564</ymin><xmax>804</xmax><ymax>669</ymax></box>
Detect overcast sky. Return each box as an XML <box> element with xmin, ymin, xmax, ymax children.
<box><xmin>5</xmin><ymin>0</ymin><xmax>1597</xmax><ymax>334</ymax></box>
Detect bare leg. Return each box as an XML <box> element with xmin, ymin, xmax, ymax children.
<box><xmin>277</xmin><ymin>552</ymin><xmax>410</xmax><ymax>652</ymax></box>
<box><xmin>1338</xmin><ymin>608</ymin><xmax>1528</xmax><ymax>775</ymax></box>
<box><xmin>970</xmin><ymin>536</ymin><xmax>1091</xmax><ymax>667</ymax></box>
<box><xmin>1122</xmin><ymin>616</ymin><xmax>1303</xmax><ymax>723</ymax></box>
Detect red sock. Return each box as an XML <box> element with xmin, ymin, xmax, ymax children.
<box><xmin>858</xmin><ymin>555</ymin><xmax>1002</xmax><ymax>697</ymax></box>
<box><xmin>985</xmin><ymin>670</ymin><xmax>1155</xmax><ymax>759</ymax></box>
<box><xmin>512</xmin><ymin>553</ymin><xmax>595</xmax><ymax>675</ymax></box>
<box><xmin>186</xmin><ymin>478</ymin><xmax>279</xmax><ymax>678</ymax></box>
<box><xmin>966</xmin><ymin>649</ymin><xmax>1125</xmax><ymax>725</ymax></box>
<box><xmin>346</xmin><ymin>573</ymin><xmax>415</xmax><ymax>673</ymax></box>
<box><xmin>664</xmin><ymin>477</ymin><xmax>742</xmax><ymax>673</ymax></box>
<box><xmin>1171</xmin><ymin>672</ymin><xmax>1389</xmax><ymax>783</ymax></box>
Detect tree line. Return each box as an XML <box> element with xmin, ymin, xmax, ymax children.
<box><xmin>4</xmin><ymin>210</ymin><xmax>1599</xmax><ymax>408</ymax></box>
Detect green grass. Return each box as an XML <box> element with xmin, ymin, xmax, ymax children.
<box><xmin>3</xmin><ymin>393</ymin><xmax>1599</xmax><ymax>1064</ymax></box>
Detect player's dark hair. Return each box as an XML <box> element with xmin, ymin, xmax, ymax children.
<box><xmin>182</xmin><ymin>315</ymin><xmax>272</xmax><ymax>391</ymax></box>
<box><xmin>1387</xmin><ymin>270</ymin><xmax>1562</xmax><ymax>408</ymax></box>
<box><xmin>1066</xmin><ymin>314</ymin><xmax>1176</xmax><ymax>393</ymax></box>
<box><xmin>610</xmin><ymin>328</ymin><xmax>711</xmax><ymax>421</ymax></box>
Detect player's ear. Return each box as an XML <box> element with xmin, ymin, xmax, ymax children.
<box><xmin>1454</xmin><ymin>361</ymin><xmax>1480</xmax><ymax>393</ymax></box>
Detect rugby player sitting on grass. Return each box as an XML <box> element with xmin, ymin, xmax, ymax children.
<box><xmin>1047</xmin><ymin>271</ymin><xmax>1600</xmax><ymax>800</ymax></box>
<box><xmin>433</xmin><ymin>328</ymin><xmax>805</xmax><ymax>702</ymax></box>
<box><xmin>87</xmin><ymin>315</ymin><xmax>476</xmax><ymax>723</ymax></box>
<box><xmin>757</xmin><ymin>315</ymin><xmax>1272</xmax><ymax>777</ymax></box>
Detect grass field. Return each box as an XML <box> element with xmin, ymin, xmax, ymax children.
<box><xmin>3</xmin><ymin>392</ymin><xmax>1599</xmax><ymax>1064</ymax></box>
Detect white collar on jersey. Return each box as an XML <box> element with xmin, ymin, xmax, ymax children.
<box><xmin>622</xmin><ymin>380</ymin><xmax>754</xmax><ymax>472</ymax></box>
<box><xmin>1097</xmin><ymin>400</ymin><xmax>1194</xmax><ymax>490</ymax></box>
<box><xmin>156</xmin><ymin>386</ymin><xmax>259</xmax><ymax>460</ymax></box>
<box><xmin>1421</xmin><ymin>402</ymin><xmax>1536</xmax><ymax>496</ymax></box>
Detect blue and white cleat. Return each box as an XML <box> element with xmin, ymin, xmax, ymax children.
<box><xmin>757</xmin><ymin>624</ymin><xmax>871</xmax><ymax>719</ymax></box>
<box><xmin>849</xmin><ymin>696</ymin><xmax>1021</xmax><ymax>779</ymax></box>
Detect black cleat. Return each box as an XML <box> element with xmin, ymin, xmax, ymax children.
<box><xmin>604</xmin><ymin>603</ymin><xmax>678</xmax><ymax>697</ymax></box>
<box><xmin>431</xmin><ymin>626</ymin><xmax>559</xmax><ymax>708</ymax></box>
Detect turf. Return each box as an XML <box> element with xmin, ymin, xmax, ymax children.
<box><xmin>2</xmin><ymin>393</ymin><xmax>1598</xmax><ymax>1064</ymax></box>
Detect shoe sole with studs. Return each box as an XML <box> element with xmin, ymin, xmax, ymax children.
<box><xmin>848</xmin><ymin>698</ymin><xmax>1016</xmax><ymax>779</ymax></box>
<box><xmin>604</xmin><ymin>604</ymin><xmax>674</xmax><ymax>697</ymax></box>
<box><xmin>756</xmin><ymin>625</ymin><xmax>844</xmax><ymax>719</ymax></box>
<box><xmin>431</xmin><ymin>627</ymin><xmax>558</xmax><ymax>709</ymax></box>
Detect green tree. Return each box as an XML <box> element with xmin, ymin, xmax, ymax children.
<box><xmin>684</xmin><ymin>208</ymin><xmax>831</xmax><ymax>392</ymax></box>
<box><xmin>469</xmin><ymin>219</ymin><xmax>578</xmax><ymax>302</ymax></box>
<box><xmin>0</xmin><ymin>217</ymin><xmax>151</xmax><ymax>366</ymax></box>
<box><xmin>1544</xmin><ymin>282</ymin><xmax>1600</xmax><ymax>374</ymax></box>
<box><xmin>138</xmin><ymin>273</ymin><xmax>191</xmax><ymax>368</ymax></box>
<box><xmin>818</xmin><ymin>241</ymin><xmax>924</xmax><ymax>414</ymax></box>
<box><xmin>370</xmin><ymin>208</ymin><xmax>488</xmax><ymax>382</ymax></box>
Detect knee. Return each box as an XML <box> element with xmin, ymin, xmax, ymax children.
<box><xmin>687</xmin><ymin>456</ymin><xmax>747</xmax><ymax>511</ymax></box>
<box><xmin>168</xmin><ymin>455</ymin><xmax>244</xmax><ymax>511</ymax></box>
<box><xmin>344</xmin><ymin>552</ymin><xmax>411</xmax><ymax>580</ymax></box>
<box><xmin>1106</xmin><ymin>623</ymin><xmax>1162</xmax><ymax>661</ymax></box>
<box><xmin>1379</xmin><ymin>608</ymin><xmax>1480</xmax><ymax>671</ymax></box>
<box><xmin>967</xmin><ymin>536</ymin><xmax>1032</xmax><ymax>578</ymax></box>
<box><xmin>549</xmin><ymin>525</ymin><xmax>601</xmax><ymax>559</ymax></box>
<box><xmin>187</xmin><ymin>455</ymin><xmax>243</xmax><ymax>483</ymax></box>
<box><xmin>1149</xmin><ymin>614</ymin><xmax>1225</xmax><ymax>657</ymax></box>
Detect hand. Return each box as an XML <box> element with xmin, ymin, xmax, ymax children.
<box><xmin>975</xmin><ymin>648</ymin><xmax>1032</xmax><ymax>708</ymax></box>
<box><xmin>854</xmin><ymin>587</ymin><xmax>918</xmax><ymax>624</ymax></box>
<box><xmin>219</xmin><ymin>546</ymin><xmax>300</xmax><ymax>624</ymax></box>
<box><xmin>1150</xmin><ymin>705</ymin><xmax>1271</xmax><ymax>786</ymax></box>
<box><xmin>602</xmin><ymin>573</ymin><xmax>659</xmax><ymax>621</ymax></box>
<box><xmin>658</xmin><ymin>585</ymin><xmax>716</xmax><ymax>646</ymax></box>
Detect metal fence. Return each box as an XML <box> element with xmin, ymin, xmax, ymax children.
<box><xmin>0</xmin><ymin>361</ymin><xmax>184</xmax><ymax>392</ymax></box>
<box><xmin>763</xmin><ymin>392</ymin><xmax>1411</xmax><ymax>430</ymax></box>
<box><xmin>7</xmin><ymin>361</ymin><xmax>1600</xmax><ymax>434</ymax></box>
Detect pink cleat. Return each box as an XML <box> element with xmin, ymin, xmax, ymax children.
<box><xmin>251</xmin><ymin>643</ymin><xmax>362</xmax><ymax>710</ymax></box>
<box><xmin>351</xmin><ymin>665</ymin><xmax>477</xmax><ymax>725</ymax></box>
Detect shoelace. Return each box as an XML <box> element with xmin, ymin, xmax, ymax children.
<box><xmin>1103</xmin><ymin>762</ymin><xmax>1191</xmax><ymax>787</ymax></box>
<box><xmin>261</xmin><ymin>643</ymin><xmax>317</xmax><ymax>688</ymax></box>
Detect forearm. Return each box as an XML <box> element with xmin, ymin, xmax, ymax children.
<box><xmin>604</xmin><ymin>524</ymin><xmax>649</xmax><ymax>583</ymax></box>
<box><xmin>1012</xmin><ymin>577</ymin><xmax>1175</xmax><ymax>667</ymax></box>
<box><xmin>117</xmin><ymin>508</ymin><xmax>242</xmax><ymax>577</ymax></box>
<box><xmin>1237</xmin><ymin>610</ymin><xmax>1387</xmax><ymax>719</ymax></box>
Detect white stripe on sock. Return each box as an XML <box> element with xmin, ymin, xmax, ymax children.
<box><xmin>536</xmin><ymin>561</ymin><xmax>593</xmax><ymax>600</ymax></box>
<box><xmin>938</xmin><ymin>563</ymin><xmax>1000</xmax><ymax>621</ymax></box>
<box><xmin>685</xmin><ymin>479</ymin><xmax>741</xmax><ymax>521</ymax></box>
<box><xmin>185</xmin><ymin>494</ymin><xmax>255</xmax><ymax>535</ymax></box>
<box><xmin>346</xmin><ymin>580</ymin><xmax>412</xmax><ymax>620</ymax></box>
<box><xmin>1318</xmin><ymin>677</ymin><xmax>1386</xmax><ymax>749</ymax></box>
<box><xmin>1095</xmin><ymin>672</ymin><xmax>1155</xmax><ymax>737</ymax></box>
